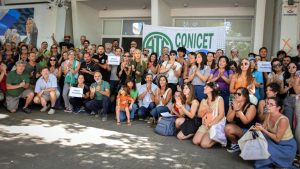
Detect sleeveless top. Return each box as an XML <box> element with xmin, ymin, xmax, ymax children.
<box><xmin>233</xmin><ymin>103</ymin><xmax>256</xmax><ymax>129</ymax></box>
<box><xmin>267</xmin><ymin>116</ymin><xmax>293</xmax><ymax>141</ymax></box>
<box><xmin>157</xmin><ymin>88</ymin><xmax>172</xmax><ymax>107</ymax></box>
<box><xmin>202</xmin><ymin>96</ymin><xmax>221</xmax><ymax>125</ymax></box>
<box><xmin>233</xmin><ymin>75</ymin><xmax>248</xmax><ymax>91</ymax></box>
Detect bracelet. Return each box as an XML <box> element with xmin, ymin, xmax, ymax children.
<box><xmin>235</xmin><ymin>109</ymin><xmax>240</xmax><ymax>113</ymax></box>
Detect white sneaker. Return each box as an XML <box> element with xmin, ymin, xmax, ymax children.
<box><xmin>40</xmin><ymin>105</ymin><xmax>50</xmax><ymax>112</ymax></box>
<box><xmin>48</xmin><ymin>108</ymin><xmax>55</xmax><ymax>115</ymax></box>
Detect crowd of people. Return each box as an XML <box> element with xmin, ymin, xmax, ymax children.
<box><xmin>0</xmin><ymin>35</ymin><xmax>300</xmax><ymax>168</ymax></box>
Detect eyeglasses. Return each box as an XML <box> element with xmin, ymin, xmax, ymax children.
<box><xmin>50</xmin><ymin>59</ymin><xmax>56</xmax><ymax>61</ymax></box>
<box><xmin>144</xmin><ymin>49</ymin><xmax>149</xmax><ymax>52</ymax></box>
<box><xmin>266</xmin><ymin>103</ymin><xmax>276</xmax><ymax>107</ymax></box>
<box><xmin>272</xmin><ymin>63</ymin><xmax>282</xmax><ymax>68</ymax></box>
<box><xmin>288</xmin><ymin>66</ymin><xmax>296</xmax><ymax>69</ymax></box>
<box><xmin>234</xmin><ymin>92</ymin><xmax>242</xmax><ymax>96</ymax></box>
<box><xmin>241</xmin><ymin>62</ymin><xmax>249</xmax><ymax>66</ymax></box>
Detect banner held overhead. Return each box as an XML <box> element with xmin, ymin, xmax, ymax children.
<box><xmin>142</xmin><ymin>24</ymin><xmax>226</xmax><ymax>55</ymax></box>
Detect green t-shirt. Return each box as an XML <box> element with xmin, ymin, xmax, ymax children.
<box><xmin>130</xmin><ymin>89</ymin><xmax>138</xmax><ymax>99</ymax></box>
<box><xmin>130</xmin><ymin>60</ymin><xmax>146</xmax><ymax>83</ymax></box>
<box><xmin>90</xmin><ymin>80</ymin><xmax>110</xmax><ymax>100</ymax></box>
<box><xmin>6</xmin><ymin>71</ymin><xmax>30</xmax><ymax>97</ymax></box>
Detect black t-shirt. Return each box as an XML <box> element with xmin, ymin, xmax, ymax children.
<box><xmin>92</xmin><ymin>54</ymin><xmax>110</xmax><ymax>82</ymax></box>
<box><xmin>80</xmin><ymin>61</ymin><xmax>100</xmax><ymax>86</ymax></box>
<box><xmin>292</xmin><ymin>56</ymin><xmax>300</xmax><ymax>68</ymax></box>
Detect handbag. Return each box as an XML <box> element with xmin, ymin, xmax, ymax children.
<box><xmin>154</xmin><ymin>116</ymin><xmax>176</xmax><ymax>136</ymax></box>
<box><xmin>208</xmin><ymin>97</ymin><xmax>227</xmax><ymax>146</ymax></box>
<box><xmin>209</xmin><ymin>117</ymin><xmax>227</xmax><ymax>146</ymax></box>
<box><xmin>238</xmin><ymin>128</ymin><xmax>270</xmax><ymax>160</ymax></box>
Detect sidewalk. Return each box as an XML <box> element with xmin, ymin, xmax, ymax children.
<box><xmin>0</xmin><ymin>108</ymin><xmax>253</xmax><ymax>169</ymax></box>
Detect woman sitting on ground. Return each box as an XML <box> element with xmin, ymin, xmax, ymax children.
<box><xmin>257</xmin><ymin>82</ymin><xmax>281</xmax><ymax>122</ymax></box>
<box><xmin>69</xmin><ymin>74</ymin><xmax>90</xmax><ymax>113</ymax></box>
<box><xmin>175</xmin><ymin>83</ymin><xmax>200</xmax><ymax>140</ymax></box>
<box><xmin>192</xmin><ymin>82</ymin><xmax>225</xmax><ymax>148</ymax></box>
<box><xmin>149</xmin><ymin>75</ymin><xmax>172</xmax><ymax>123</ymax></box>
<box><xmin>254</xmin><ymin>97</ymin><xmax>297</xmax><ymax>169</ymax></box>
<box><xmin>225</xmin><ymin>87</ymin><xmax>257</xmax><ymax>153</ymax></box>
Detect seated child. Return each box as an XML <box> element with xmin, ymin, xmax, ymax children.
<box><xmin>116</xmin><ymin>86</ymin><xmax>133</xmax><ymax>126</ymax></box>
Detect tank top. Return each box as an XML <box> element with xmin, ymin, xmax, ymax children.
<box><xmin>267</xmin><ymin>116</ymin><xmax>293</xmax><ymax>141</ymax></box>
<box><xmin>233</xmin><ymin>75</ymin><xmax>248</xmax><ymax>91</ymax></box>
<box><xmin>157</xmin><ymin>88</ymin><xmax>172</xmax><ymax>107</ymax></box>
<box><xmin>233</xmin><ymin>103</ymin><xmax>256</xmax><ymax>129</ymax></box>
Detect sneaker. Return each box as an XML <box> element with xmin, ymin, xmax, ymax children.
<box><xmin>64</xmin><ymin>108</ymin><xmax>72</xmax><ymax>113</ymax></box>
<box><xmin>48</xmin><ymin>108</ymin><xmax>55</xmax><ymax>115</ymax></box>
<box><xmin>138</xmin><ymin>118</ymin><xmax>144</xmax><ymax>121</ymax></box>
<box><xmin>40</xmin><ymin>105</ymin><xmax>50</xmax><ymax>112</ymax></box>
<box><xmin>144</xmin><ymin>117</ymin><xmax>150</xmax><ymax>122</ymax></box>
<box><xmin>73</xmin><ymin>108</ymin><xmax>81</xmax><ymax>114</ymax></box>
<box><xmin>227</xmin><ymin>144</ymin><xmax>240</xmax><ymax>153</ymax></box>
<box><xmin>90</xmin><ymin>111</ymin><xmax>96</xmax><ymax>115</ymax></box>
<box><xmin>22</xmin><ymin>107</ymin><xmax>31</xmax><ymax>114</ymax></box>
<box><xmin>147</xmin><ymin>117</ymin><xmax>154</xmax><ymax>124</ymax></box>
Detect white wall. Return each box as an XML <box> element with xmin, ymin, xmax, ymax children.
<box><xmin>72</xmin><ymin>1</ymin><xmax>101</xmax><ymax>47</ymax></box>
<box><xmin>0</xmin><ymin>4</ymin><xmax>66</xmax><ymax>48</ymax></box>
<box><xmin>157</xmin><ymin>0</ymin><xmax>171</xmax><ymax>26</ymax></box>
<box><xmin>280</xmin><ymin>0</ymin><xmax>300</xmax><ymax>56</ymax></box>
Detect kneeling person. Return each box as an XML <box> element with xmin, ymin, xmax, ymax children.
<box><xmin>34</xmin><ymin>67</ymin><xmax>60</xmax><ymax>114</ymax></box>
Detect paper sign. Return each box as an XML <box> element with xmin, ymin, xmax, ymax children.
<box><xmin>257</xmin><ymin>61</ymin><xmax>271</xmax><ymax>72</ymax></box>
<box><xmin>108</xmin><ymin>55</ymin><xmax>120</xmax><ymax>65</ymax></box>
<box><xmin>69</xmin><ymin>87</ymin><xmax>83</xmax><ymax>98</ymax></box>
<box><xmin>161</xmin><ymin>112</ymin><xmax>176</xmax><ymax>117</ymax></box>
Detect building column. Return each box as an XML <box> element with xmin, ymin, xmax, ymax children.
<box><xmin>253</xmin><ymin>0</ymin><xmax>266</xmax><ymax>54</ymax></box>
<box><xmin>71</xmin><ymin>0</ymin><xmax>79</xmax><ymax>47</ymax></box>
<box><xmin>279</xmin><ymin>0</ymin><xmax>300</xmax><ymax>56</ymax></box>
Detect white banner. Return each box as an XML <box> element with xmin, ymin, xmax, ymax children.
<box><xmin>69</xmin><ymin>87</ymin><xmax>83</xmax><ymax>98</ymax></box>
<box><xmin>142</xmin><ymin>24</ymin><xmax>226</xmax><ymax>55</ymax></box>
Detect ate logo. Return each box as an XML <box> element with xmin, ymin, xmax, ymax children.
<box><xmin>143</xmin><ymin>32</ymin><xmax>173</xmax><ymax>54</ymax></box>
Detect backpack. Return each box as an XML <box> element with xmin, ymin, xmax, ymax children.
<box><xmin>154</xmin><ymin>116</ymin><xmax>176</xmax><ymax>136</ymax></box>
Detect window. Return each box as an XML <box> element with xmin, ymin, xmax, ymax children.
<box><xmin>174</xmin><ymin>18</ymin><xmax>253</xmax><ymax>58</ymax></box>
<box><xmin>101</xmin><ymin>18</ymin><xmax>151</xmax><ymax>52</ymax></box>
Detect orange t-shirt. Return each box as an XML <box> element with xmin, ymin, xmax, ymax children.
<box><xmin>119</xmin><ymin>95</ymin><xmax>131</xmax><ymax>109</ymax></box>
<box><xmin>233</xmin><ymin>75</ymin><xmax>248</xmax><ymax>91</ymax></box>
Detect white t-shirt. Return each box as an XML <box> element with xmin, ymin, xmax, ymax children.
<box><xmin>162</xmin><ymin>61</ymin><xmax>182</xmax><ymax>84</ymax></box>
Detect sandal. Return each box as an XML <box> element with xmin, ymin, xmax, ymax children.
<box><xmin>117</xmin><ymin>122</ymin><xmax>121</xmax><ymax>126</ymax></box>
<box><xmin>127</xmin><ymin>121</ymin><xmax>131</xmax><ymax>126</ymax></box>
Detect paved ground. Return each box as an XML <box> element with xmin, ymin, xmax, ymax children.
<box><xmin>0</xmin><ymin>107</ymin><xmax>253</xmax><ymax>169</ymax></box>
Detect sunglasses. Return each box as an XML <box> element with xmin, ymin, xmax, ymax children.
<box><xmin>234</xmin><ymin>92</ymin><xmax>242</xmax><ymax>96</ymax></box>
<box><xmin>241</xmin><ymin>62</ymin><xmax>249</xmax><ymax>66</ymax></box>
<box><xmin>288</xmin><ymin>66</ymin><xmax>296</xmax><ymax>69</ymax></box>
<box><xmin>51</xmin><ymin>47</ymin><xmax>57</xmax><ymax>49</ymax></box>
<box><xmin>50</xmin><ymin>59</ymin><xmax>56</xmax><ymax>61</ymax></box>
<box><xmin>272</xmin><ymin>63</ymin><xmax>282</xmax><ymax>68</ymax></box>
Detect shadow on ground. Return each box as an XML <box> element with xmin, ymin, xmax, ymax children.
<box><xmin>0</xmin><ymin>110</ymin><xmax>253</xmax><ymax>169</ymax></box>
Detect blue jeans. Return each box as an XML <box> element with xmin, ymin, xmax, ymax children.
<box><xmin>150</xmin><ymin>106</ymin><xmax>170</xmax><ymax>120</ymax></box>
<box><xmin>138</xmin><ymin>102</ymin><xmax>156</xmax><ymax>118</ymax></box>
<box><xmin>220</xmin><ymin>90</ymin><xmax>230</xmax><ymax>115</ymax></box>
<box><xmin>194</xmin><ymin>85</ymin><xmax>205</xmax><ymax>101</ymax></box>
<box><xmin>119</xmin><ymin>103</ymin><xmax>138</xmax><ymax>121</ymax></box>
<box><xmin>85</xmin><ymin>96</ymin><xmax>111</xmax><ymax>116</ymax></box>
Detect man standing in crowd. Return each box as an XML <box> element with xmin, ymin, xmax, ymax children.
<box><xmin>259</xmin><ymin>47</ymin><xmax>268</xmax><ymax>61</ymax></box>
<box><xmin>25</xmin><ymin>52</ymin><xmax>40</xmax><ymax>88</ymax></box>
<box><xmin>215</xmin><ymin>49</ymin><xmax>224</xmax><ymax>61</ymax></box>
<box><xmin>93</xmin><ymin>45</ymin><xmax>110</xmax><ymax>82</ymax></box>
<box><xmin>85</xmin><ymin>71</ymin><xmax>110</xmax><ymax>121</ymax></box>
<box><xmin>6</xmin><ymin>60</ymin><xmax>34</xmax><ymax>113</ymax></box>
<box><xmin>142</xmin><ymin>48</ymin><xmax>149</xmax><ymax>63</ymax></box>
<box><xmin>105</xmin><ymin>43</ymin><xmax>114</xmax><ymax>56</ymax></box>
<box><xmin>159</xmin><ymin>47</ymin><xmax>169</xmax><ymax>65</ymax></box>
<box><xmin>80</xmin><ymin>52</ymin><xmax>100</xmax><ymax>87</ymax></box>
<box><xmin>112</xmin><ymin>39</ymin><xmax>119</xmax><ymax>52</ymax></box>
<box><xmin>177</xmin><ymin>47</ymin><xmax>188</xmax><ymax>82</ymax></box>
<box><xmin>33</xmin><ymin>67</ymin><xmax>59</xmax><ymax>115</ymax></box>
<box><xmin>78</xmin><ymin>35</ymin><xmax>86</xmax><ymax>50</ymax></box>
<box><xmin>137</xmin><ymin>73</ymin><xmax>157</xmax><ymax>121</ymax></box>
<box><xmin>230</xmin><ymin>48</ymin><xmax>240</xmax><ymax>65</ymax></box>
<box><xmin>81</xmin><ymin>40</ymin><xmax>90</xmax><ymax>55</ymax></box>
